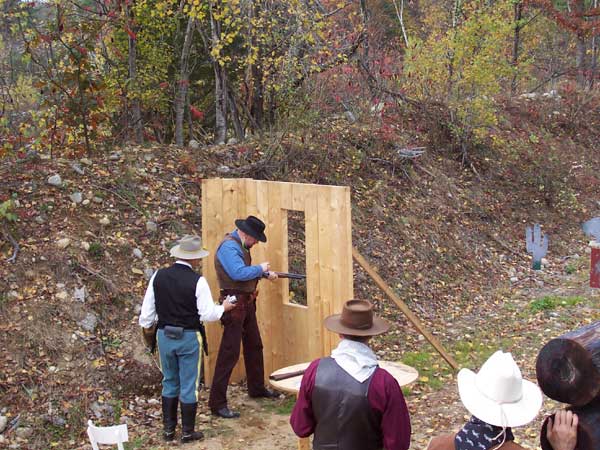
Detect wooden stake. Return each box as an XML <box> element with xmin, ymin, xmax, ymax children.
<box><xmin>352</xmin><ymin>247</ymin><xmax>458</xmax><ymax>371</ymax></box>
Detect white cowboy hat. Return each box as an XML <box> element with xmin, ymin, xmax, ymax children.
<box><xmin>457</xmin><ymin>351</ymin><xmax>542</xmax><ymax>428</ymax></box>
<box><xmin>169</xmin><ymin>235</ymin><xmax>209</xmax><ymax>260</ymax></box>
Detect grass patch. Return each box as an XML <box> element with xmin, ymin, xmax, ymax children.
<box><xmin>401</xmin><ymin>351</ymin><xmax>445</xmax><ymax>389</ymax></box>
<box><xmin>452</xmin><ymin>340</ymin><xmax>496</xmax><ymax>368</ymax></box>
<box><xmin>565</xmin><ymin>263</ymin><xmax>578</xmax><ymax>274</ymax></box>
<box><xmin>66</xmin><ymin>400</ymin><xmax>88</xmax><ymax>441</ymax></box>
<box><xmin>102</xmin><ymin>335</ymin><xmax>122</xmax><ymax>350</ymax></box>
<box><xmin>202</xmin><ymin>422</ymin><xmax>233</xmax><ymax>439</ymax></box>
<box><xmin>262</xmin><ymin>395</ymin><xmax>296</xmax><ymax>415</ymax></box>
<box><xmin>88</xmin><ymin>242</ymin><xmax>104</xmax><ymax>259</ymax></box>
<box><xmin>110</xmin><ymin>399</ymin><xmax>123</xmax><ymax>423</ymax></box>
<box><xmin>46</xmin><ymin>423</ymin><xmax>66</xmax><ymax>440</ymax></box>
<box><xmin>529</xmin><ymin>295</ymin><xmax>584</xmax><ymax>312</ymax></box>
<box><xmin>401</xmin><ymin>337</ymin><xmax>507</xmax><ymax>390</ymax></box>
<box><xmin>124</xmin><ymin>437</ymin><xmax>148</xmax><ymax>449</ymax></box>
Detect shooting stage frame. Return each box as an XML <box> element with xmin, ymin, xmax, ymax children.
<box><xmin>201</xmin><ymin>178</ymin><xmax>456</xmax><ymax>385</ymax></box>
<box><xmin>202</xmin><ymin>178</ymin><xmax>353</xmax><ymax>384</ymax></box>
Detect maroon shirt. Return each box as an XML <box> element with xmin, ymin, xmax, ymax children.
<box><xmin>290</xmin><ymin>358</ymin><xmax>411</xmax><ymax>450</ymax></box>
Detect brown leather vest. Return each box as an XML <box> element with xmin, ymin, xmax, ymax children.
<box><xmin>214</xmin><ymin>234</ymin><xmax>259</xmax><ymax>293</ymax></box>
<box><xmin>312</xmin><ymin>357</ymin><xmax>383</xmax><ymax>450</ymax></box>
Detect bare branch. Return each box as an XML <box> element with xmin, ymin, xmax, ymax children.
<box><xmin>2</xmin><ymin>227</ymin><xmax>19</xmax><ymax>263</ymax></box>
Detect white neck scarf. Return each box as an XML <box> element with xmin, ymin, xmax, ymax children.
<box><xmin>331</xmin><ymin>339</ymin><xmax>379</xmax><ymax>383</ymax></box>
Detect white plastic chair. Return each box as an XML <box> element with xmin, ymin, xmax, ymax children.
<box><xmin>87</xmin><ymin>419</ymin><xmax>129</xmax><ymax>450</ymax></box>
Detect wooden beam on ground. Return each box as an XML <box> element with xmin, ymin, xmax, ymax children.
<box><xmin>352</xmin><ymin>247</ymin><xmax>458</xmax><ymax>371</ymax></box>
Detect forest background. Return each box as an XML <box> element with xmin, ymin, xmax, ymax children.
<box><xmin>0</xmin><ymin>0</ymin><xmax>599</xmax><ymax>449</ymax></box>
<box><xmin>1</xmin><ymin>0</ymin><xmax>599</xmax><ymax>154</ymax></box>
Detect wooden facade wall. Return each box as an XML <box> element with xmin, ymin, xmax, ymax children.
<box><xmin>201</xmin><ymin>178</ymin><xmax>353</xmax><ymax>384</ymax></box>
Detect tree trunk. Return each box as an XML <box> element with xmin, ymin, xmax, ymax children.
<box><xmin>536</xmin><ymin>321</ymin><xmax>600</xmax><ymax>406</ymax></box>
<box><xmin>589</xmin><ymin>0</ymin><xmax>598</xmax><ymax>89</ymax></box>
<box><xmin>511</xmin><ymin>2</ymin><xmax>522</xmax><ymax>96</ymax></box>
<box><xmin>573</xmin><ymin>0</ymin><xmax>587</xmax><ymax>88</ymax></box>
<box><xmin>210</xmin><ymin>1</ymin><xmax>227</xmax><ymax>144</ymax></box>
<box><xmin>248</xmin><ymin>0</ymin><xmax>264</xmax><ymax>131</ymax></box>
<box><xmin>576</xmin><ymin>34</ymin><xmax>587</xmax><ymax>88</ymax></box>
<box><xmin>540</xmin><ymin>403</ymin><xmax>600</xmax><ymax>450</ymax></box>
<box><xmin>175</xmin><ymin>17</ymin><xmax>196</xmax><ymax>147</ymax></box>
<box><xmin>126</xmin><ymin>3</ymin><xmax>143</xmax><ymax>144</ymax></box>
<box><xmin>392</xmin><ymin>0</ymin><xmax>409</xmax><ymax>47</ymax></box>
<box><xmin>227</xmin><ymin>90</ymin><xmax>245</xmax><ymax>141</ymax></box>
<box><xmin>213</xmin><ymin>62</ymin><xmax>227</xmax><ymax>144</ymax></box>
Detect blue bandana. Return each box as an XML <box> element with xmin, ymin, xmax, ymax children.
<box><xmin>455</xmin><ymin>416</ymin><xmax>514</xmax><ymax>450</ymax></box>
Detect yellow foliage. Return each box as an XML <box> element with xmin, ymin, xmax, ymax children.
<box><xmin>402</xmin><ymin>0</ymin><xmax>523</xmax><ymax>141</ymax></box>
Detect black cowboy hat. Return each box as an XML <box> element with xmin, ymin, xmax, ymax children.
<box><xmin>235</xmin><ymin>215</ymin><xmax>267</xmax><ymax>242</ymax></box>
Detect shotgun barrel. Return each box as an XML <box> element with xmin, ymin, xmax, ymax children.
<box><xmin>262</xmin><ymin>271</ymin><xmax>306</xmax><ymax>280</ymax></box>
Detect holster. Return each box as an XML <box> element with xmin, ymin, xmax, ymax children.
<box><xmin>219</xmin><ymin>290</ymin><xmax>258</xmax><ymax>303</ymax></box>
<box><xmin>141</xmin><ymin>323</ymin><xmax>158</xmax><ymax>354</ymax></box>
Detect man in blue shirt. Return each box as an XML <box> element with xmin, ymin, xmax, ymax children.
<box><xmin>209</xmin><ymin>216</ymin><xmax>280</xmax><ymax>418</ymax></box>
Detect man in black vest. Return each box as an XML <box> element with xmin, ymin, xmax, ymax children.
<box><xmin>139</xmin><ymin>235</ymin><xmax>236</xmax><ymax>442</ymax></box>
<box><xmin>290</xmin><ymin>300</ymin><xmax>411</xmax><ymax>450</ymax></box>
<box><xmin>208</xmin><ymin>215</ymin><xmax>280</xmax><ymax>419</ymax></box>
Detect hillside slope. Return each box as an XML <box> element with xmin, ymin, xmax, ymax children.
<box><xmin>0</xmin><ymin>97</ymin><xmax>599</xmax><ymax>449</ymax></box>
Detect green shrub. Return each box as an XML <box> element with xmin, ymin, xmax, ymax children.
<box><xmin>530</xmin><ymin>295</ymin><xmax>584</xmax><ymax>312</ymax></box>
<box><xmin>565</xmin><ymin>263</ymin><xmax>578</xmax><ymax>274</ymax></box>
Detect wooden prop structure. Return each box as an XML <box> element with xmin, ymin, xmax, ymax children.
<box><xmin>537</xmin><ymin>321</ymin><xmax>600</xmax><ymax>450</ymax></box>
<box><xmin>202</xmin><ymin>178</ymin><xmax>353</xmax><ymax>384</ymax></box>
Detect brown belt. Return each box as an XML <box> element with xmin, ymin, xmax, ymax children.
<box><xmin>220</xmin><ymin>289</ymin><xmax>253</xmax><ymax>296</ymax></box>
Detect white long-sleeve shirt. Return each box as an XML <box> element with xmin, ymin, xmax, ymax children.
<box><xmin>138</xmin><ymin>261</ymin><xmax>224</xmax><ymax>328</ymax></box>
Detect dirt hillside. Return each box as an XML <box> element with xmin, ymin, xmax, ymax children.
<box><xmin>0</xmin><ymin>97</ymin><xmax>599</xmax><ymax>449</ymax></box>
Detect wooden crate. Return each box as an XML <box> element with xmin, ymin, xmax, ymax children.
<box><xmin>202</xmin><ymin>178</ymin><xmax>353</xmax><ymax>385</ymax></box>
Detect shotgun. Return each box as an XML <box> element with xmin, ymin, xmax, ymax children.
<box><xmin>269</xmin><ymin>369</ymin><xmax>307</xmax><ymax>381</ymax></box>
<box><xmin>262</xmin><ymin>271</ymin><xmax>306</xmax><ymax>280</ymax></box>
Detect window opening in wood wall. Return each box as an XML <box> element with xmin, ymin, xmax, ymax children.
<box><xmin>286</xmin><ymin>209</ymin><xmax>307</xmax><ymax>306</ymax></box>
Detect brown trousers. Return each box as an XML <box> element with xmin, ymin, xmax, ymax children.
<box><xmin>208</xmin><ymin>294</ymin><xmax>265</xmax><ymax>410</ymax></box>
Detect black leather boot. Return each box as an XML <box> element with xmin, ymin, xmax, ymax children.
<box><xmin>180</xmin><ymin>402</ymin><xmax>204</xmax><ymax>442</ymax></box>
<box><xmin>162</xmin><ymin>396</ymin><xmax>178</xmax><ymax>441</ymax></box>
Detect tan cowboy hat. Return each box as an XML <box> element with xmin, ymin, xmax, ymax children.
<box><xmin>169</xmin><ymin>235</ymin><xmax>210</xmax><ymax>260</ymax></box>
<box><xmin>457</xmin><ymin>351</ymin><xmax>542</xmax><ymax>428</ymax></box>
<box><xmin>324</xmin><ymin>300</ymin><xmax>390</xmax><ymax>336</ymax></box>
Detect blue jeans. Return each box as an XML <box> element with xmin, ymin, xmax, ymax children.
<box><xmin>157</xmin><ymin>329</ymin><xmax>203</xmax><ymax>403</ymax></box>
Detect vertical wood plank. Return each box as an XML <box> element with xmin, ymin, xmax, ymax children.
<box><xmin>342</xmin><ymin>187</ymin><xmax>353</xmax><ymax>302</ymax></box>
<box><xmin>303</xmin><ymin>185</ymin><xmax>325</xmax><ymax>360</ymax></box>
<box><xmin>253</xmin><ymin>180</ymin><xmax>272</xmax><ymax>378</ymax></box>
<box><xmin>202</xmin><ymin>178</ymin><xmax>223</xmax><ymax>386</ymax></box>
<box><xmin>317</xmin><ymin>187</ymin><xmax>336</xmax><ymax>356</ymax></box>
<box><xmin>275</xmin><ymin>182</ymin><xmax>293</xmax><ymax>368</ymax></box>
<box><xmin>330</xmin><ymin>186</ymin><xmax>352</xmax><ymax>350</ymax></box>
<box><xmin>221</xmin><ymin>178</ymin><xmax>246</xmax><ymax>382</ymax></box>
<box><xmin>262</xmin><ymin>181</ymin><xmax>284</xmax><ymax>378</ymax></box>
<box><xmin>302</xmin><ymin>184</ymin><xmax>323</xmax><ymax>360</ymax></box>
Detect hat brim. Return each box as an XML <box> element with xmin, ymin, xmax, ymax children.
<box><xmin>235</xmin><ymin>219</ymin><xmax>267</xmax><ymax>242</ymax></box>
<box><xmin>323</xmin><ymin>314</ymin><xmax>390</xmax><ymax>336</ymax></box>
<box><xmin>457</xmin><ymin>368</ymin><xmax>543</xmax><ymax>427</ymax></box>
<box><xmin>170</xmin><ymin>245</ymin><xmax>210</xmax><ymax>260</ymax></box>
